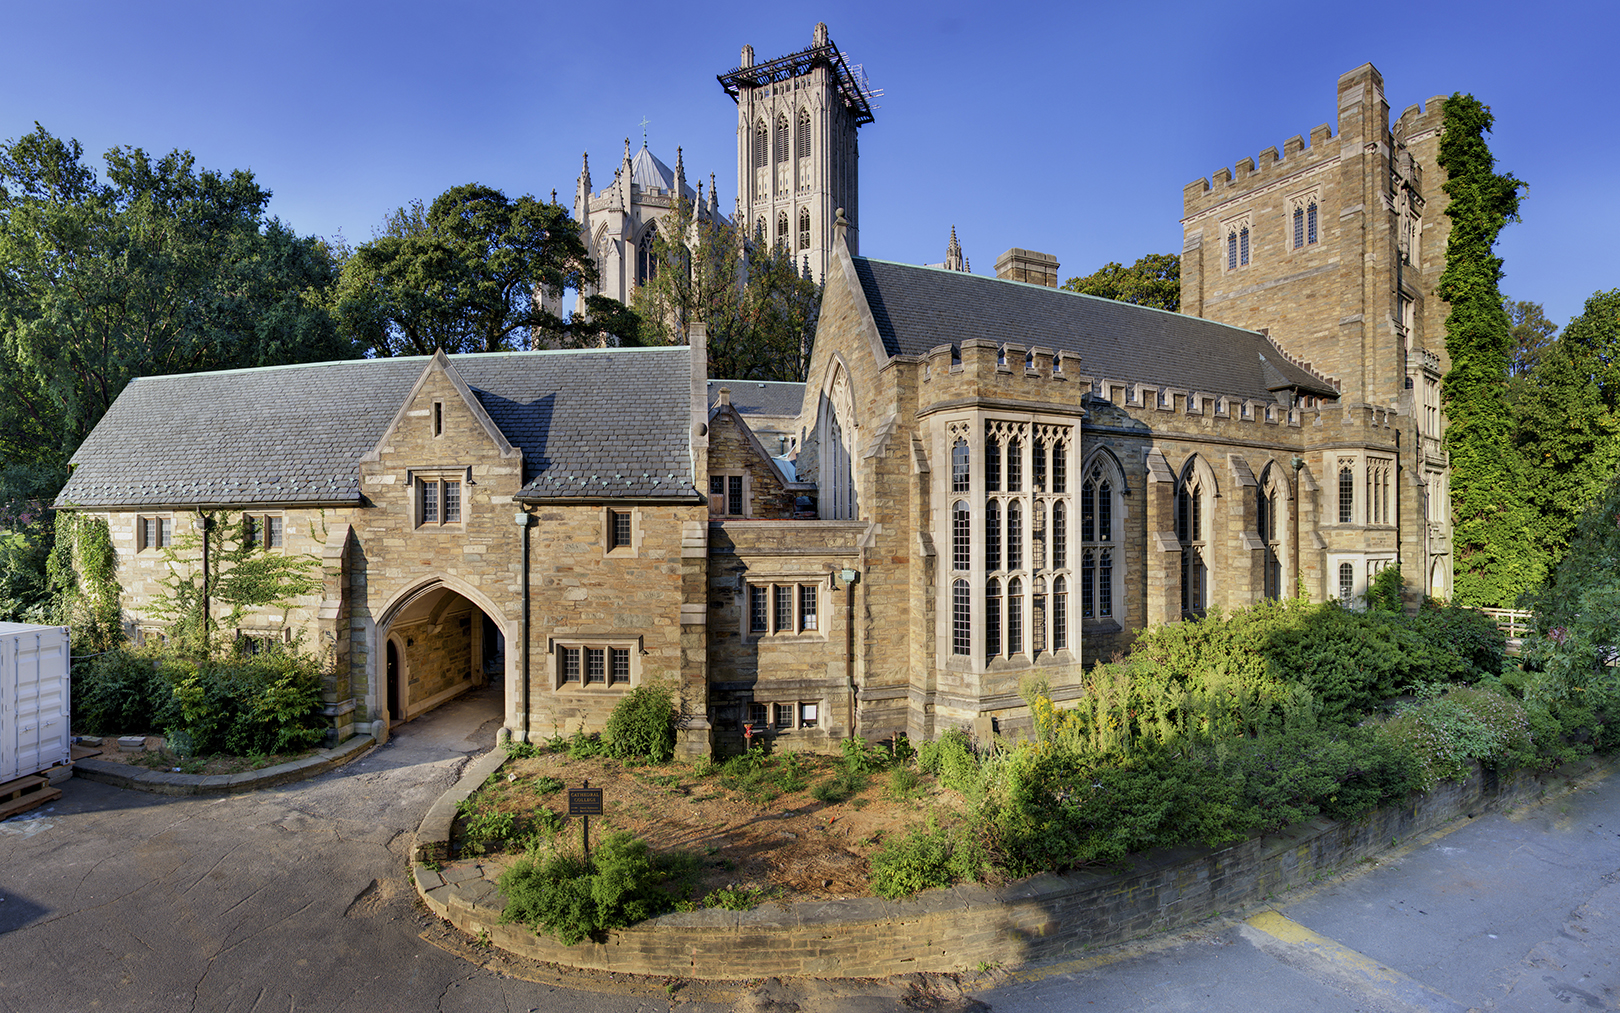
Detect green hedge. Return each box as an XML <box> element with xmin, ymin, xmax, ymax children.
<box><xmin>74</xmin><ymin>645</ymin><xmax>327</xmax><ymax>755</ymax></box>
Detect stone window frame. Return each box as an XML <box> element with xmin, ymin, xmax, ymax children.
<box><xmin>743</xmin><ymin>576</ymin><xmax>828</xmax><ymax>643</ymax></box>
<box><xmin>1288</xmin><ymin>187</ymin><xmax>1322</xmax><ymax>252</ymax></box>
<box><xmin>241</xmin><ymin>513</ymin><xmax>286</xmax><ymax>552</ymax></box>
<box><xmin>431</xmin><ymin>399</ymin><xmax>445</xmax><ymax>439</ymax></box>
<box><xmin>1078</xmin><ymin>452</ymin><xmax>1126</xmax><ymax>630</ymax></box>
<box><xmin>136</xmin><ymin>514</ymin><xmax>174</xmax><ymax>553</ymax></box>
<box><xmin>551</xmin><ymin>636</ymin><xmax>642</xmax><ymax>692</ymax></box>
<box><xmin>750</xmin><ymin>698</ymin><xmax>824</xmax><ymax>733</ymax></box>
<box><xmin>708</xmin><ymin>470</ymin><xmax>752</xmax><ymax>518</ymax></box>
<box><xmin>1176</xmin><ymin>457</ymin><xmax>1215</xmax><ymax>618</ymax></box>
<box><xmin>409</xmin><ymin>467</ymin><xmax>471</xmax><ymax>530</ymax></box>
<box><xmin>933</xmin><ymin>410</ymin><xmax>1077</xmax><ymax>671</ymax></box>
<box><xmin>603</xmin><ymin>506</ymin><xmax>640</xmax><ymax>558</ymax></box>
<box><xmin>1222</xmin><ymin>211</ymin><xmax>1253</xmax><ymax>272</ymax></box>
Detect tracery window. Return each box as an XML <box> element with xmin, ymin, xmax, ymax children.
<box><xmin>1177</xmin><ymin>462</ymin><xmax>1211</xmax><ymax>616</ymax></box>
<box><xmin>775</xmin><ymin>114</ymin><xmax>789</xmax><ymax>163</ymax></box>
<box><xmin>1367</xmin><ymin>458</ymin><xmax>1392</xmax><ymax>525</ymax></box>
<box><xmin>754</xmin><ymin>121</ymin><xmax>768</xmax><ymax>168</ymax></box>
<box><xmin>977</xmin><ymin>420</ymin><xmax>1074</xmax><ymax>661</ymax></box>
<box><xmin>798</xmin><ymin>207</ymin><xmax>811</xmax><ymax>250</ymax></box>
<box><xmin>636</xmin><ymin>226</ymin><xmax>658</xmax><ymax>285</ymax></box>
<box><xmin>1079</xmin><ymin>457</ymin><xmax>1122</xmax><ymax>622</ymax></box>
<box><xmin>1291</xmin><ymin>191</ymin><xmax>1321</xmax><ymax>250</ymax></box>
<box><xmin>1339</xmin><ymin>562</ymin><xmax>1355</xmax><ymax>603</ymax></box>
<box><xmin>777</xmin><ymin>211</ymin><xmax>789</xmax><ymax>248</ymax></box>
<box><xmin>1258</xmin><ymin>465</ymin><xmax>1285</xmax><ymax>599</ymax></box>
<box><xmin>1224</xmin><ymin>214</ymin><xmax>1253</xmax><ymax>270</ymax></box>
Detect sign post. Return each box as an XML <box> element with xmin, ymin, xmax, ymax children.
<box><xmin>567</xmin><ymin>780</ymin><xmax>605</xmax><ymax>863</ymax></box>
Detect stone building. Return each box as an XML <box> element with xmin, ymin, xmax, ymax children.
<box><xmin>53</xmin><ymin>60</ymin><xmax>1452</xmax><ymax>751</ymax></box>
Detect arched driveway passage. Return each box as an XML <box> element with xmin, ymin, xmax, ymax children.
<box><xmin>374</xmin><ymin>577</ymin><xmax>511</xmax><ymax>736</ymax></box>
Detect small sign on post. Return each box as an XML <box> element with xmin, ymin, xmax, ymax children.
<box><xmin>568</xmin><ymin>780</ymin><xmax>604</xmax><ymax>862</ymax></box>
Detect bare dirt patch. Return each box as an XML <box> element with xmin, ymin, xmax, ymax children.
<box><xmin>454</xmin><ymin>746</ymin><xmax>968</xmax><ymax>902</ymax></box>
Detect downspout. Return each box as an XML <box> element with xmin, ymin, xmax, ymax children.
<box><xmin>847</xmin><ymin>576</ymin><xmax>856</xmax><ymax>736</ymax></box>
<box><xmin>199</xmin><ymin>510</ymin><xmax>210</xmax><ymax>652</ymax></box>
<box><xmin>1394</xmin><ymin>428</ymin><xmax>1404</xmax><ymax>600</ymax></box>
<box><xmin>516</xmin><ymin>507</ymin><xmax>533</xmax><ymax>742</ymax></box>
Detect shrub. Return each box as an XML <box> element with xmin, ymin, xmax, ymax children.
<box><xmin>869</xmin><ymin>814</ymin><xmax>987</xmax><ymax>899</ymax></box>
<box><xmin>918</xmin><ymin>730</ymin><xmax>981</xmax><ymax>795</ymax></box>
<box><xmin>840</xmin><ymin>735</ymin><xmax>887</xmax><ymax>774</ymax></box>
<box><xmin>1377</xmin><ymin>686</ymin><xmax>1535</xmax><ymax>790</ymax></box>
<box><xmin>73</xmin><ymin>646</ymin><xmax>185</xmax><ymax>734</ymax></box>
<box><xmin>1222</xmin><ymin>727</ymin><xmax>1417</xmax><ymax>832</ymax></box>
<box><xmin>603</xmin><ymin>683</ymin><xmax>676</xmax><ymax>763</ymax></box>
<box><xmin>497</xmin><ymin>831</ymin><xmax>669</xmax><ymax>945</ymax></box>
<box><xmin>167</xmin><ymin>649</ymin><xmax>326</xmax><ymax>755</ymax></box>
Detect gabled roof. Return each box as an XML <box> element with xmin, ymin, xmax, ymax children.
<box><xmin>849</xmin><ymin>257</ymin><xmax>1339</xmax><ymax>401</ymax></box>
<box><xmin>55</xmin><ymin>347</ymin><xmax>698</xmax><ymax>510</ymax></box>
<box><xmin>706</xmin><ymin>379</ymin><xmax>805</xmax><ymax>419</ymax></box>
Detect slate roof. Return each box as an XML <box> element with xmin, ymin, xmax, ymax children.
<box><xmin>850</xmin><ymin>257</ymin><xmax>1339</xmax><ymax>401</ymax></box>
<box><xmin>707</xmin><ymin>379</ymin><xmax>806</xmax><ymax>419</ymax></box>
<box><xmin>629</xmin><ymin>145</ymin><xmax>695</xmax><ymax>199</ymax></box>
<box><xmin>55</xmin><ymin>347</ymin><xmax>697</xmax><ymax>510</ymax></box>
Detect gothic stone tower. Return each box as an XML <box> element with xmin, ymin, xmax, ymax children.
<box><xmin>1179</xmin><ymin>63</ymin><xmax>1455</xmax><ymax>602</ymax></box>
<box><xmin>718</xmin><ymin>22</ymin><xmax>874</xmax><ymax>283</ymax></box>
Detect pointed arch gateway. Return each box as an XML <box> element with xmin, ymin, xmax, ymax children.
<box><xmin>372</xmin><ymin>574</ymin><xmax>514</xmax><ymax>732</ymax></box>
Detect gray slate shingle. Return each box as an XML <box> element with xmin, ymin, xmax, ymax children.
<box><xmin>706</xmin><ymin>379</ymin><xmax>806</xmax><ymax>417</ymax></box>
<box><xmin>55</xmin><ymin>347</ymin><xmax>696</xmax><ymax>509</ymax></box>
<box><xmin>852</xmin><ymin>257</ymin><xmax>1338</xmax><ymax>401</ymax></box>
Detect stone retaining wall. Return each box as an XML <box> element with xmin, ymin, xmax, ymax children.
<box><xmin>414</xmin><ymin>755</ymin><xmax>1601</xmax><ymax>979</ymax></box>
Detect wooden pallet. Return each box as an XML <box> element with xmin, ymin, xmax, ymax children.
<box><xmin>0</xmin><ymin>774</ymin><xmax>62</xmax><ymax>821</ymax></box>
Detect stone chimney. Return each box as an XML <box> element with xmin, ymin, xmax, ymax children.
<box><xmin>994</xmin><ymin>248</ymin><xmax>1060</xmax><ymax>288</ymax></box>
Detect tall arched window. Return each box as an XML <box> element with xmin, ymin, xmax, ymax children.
<box><xmin>951</xmin><ymin>436</ymin><xmax>970</xmax><ymax>492</ymax></box>
<box><xmin>1007</xmin><ymin>500</ymin><xmax>1023</xmax><ymax>571</ymax></box>
<box><xmin>820</xmin><ymin>365</ymin><xmax>858</xmax><ymax>520</ymax></box>
<box><xmin>952</xmin><ymin>579</ymin><xmax>971</xmax><ymax>656</ymax></box>
<box><xmin>985</xmin><ymin>578</ymin><xmax>1001</xmax><ymax>660</ymax></box>
<box><xmin>1032</xmin><ymin>576</ymin><xmax>1047</xmax><ymax>657</ymax></box>
<box><xmin>1338</xmin><ymin>463</ymin><xmax>1355</xmax><ymax>524</ymax></box>
<box><xmin>1239</xmin><ymin>226</ymin><xmax>1250</xmax><ymax>265</ymax></box>
<box><xmin>1339</xmin><ymin>562</ymin><xmax>1355</xmax><ymax>603</ymax></box>
<box><xmin>1079</xmin><ymin>457</ymin><xmax>1122</xmax><ymax>622</ymax></box>
<box><xmin>754</xmin><ymin>120</ymin><xmax>768</xmax><ymax>168</ymax></box>
<box><xmin>798</xmin><ymin>207</ymin><xmax>811</xmax><ymax>250</ymax></box>
<box><xmin>1258</xmin><ymin>463</ymin><xmax>1285</xmax><ymax>599</ymax></box>
<box><xmin>1007</xmin><ymin>577</ymin><xmax>1024</xmax><ymax>655</ymax></box>
<box><xmin>776</xmin><ymin>211</ymin><xmax>789</xmax><ymax>248</ymax></box>
<box><xmin>985</xmin><ymin>499</ymin><xmax>1001</xmax><ymax>572</ymax></box>
<box><xmin>796</xmin><ymin>108</ymin><xmax>812</xmax><ymax>159</ymax></box>
<box><xmin>775</xmin><ymin>114</ymin><xmax>790</xmax><ymax>163</ymax></box>
<box><xmin>635</xmin><ymin>226</ymin><xmax>658</xmax><ymax>286</ymax></box>
<box><xmin>1052</xmin><ymin>576</ymin><xmax>1068</xmax><ymax>650</ymax></box>
<box><xmin>1307</xmin><ymin>200</ymin><xmax>1319</xmax><ymax>244</ymax></box>
<box><xmin>1177</xmin><ymin>461</ymin><xmax>1211</xmax><ymax>616</ymax></box>
<box><xmin>952</xmin><ymin>500</ymin><xmax>971</xmax><ymax>573</ymax></box>
<box><xmin>1293</xmin><ymin>205</ymin><xmax>1305</xmax><ymax>249</ymax></box>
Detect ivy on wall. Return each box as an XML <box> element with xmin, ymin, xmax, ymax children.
<box><xmin>45</xmin><ymin>510</ymin><xmax>123</xmax><ymax>652</ymax></box>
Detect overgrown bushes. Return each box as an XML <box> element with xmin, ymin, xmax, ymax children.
<box><xmin>497</xmin><ymin>831</ymin><xmax>682</xmax><ymax>945</ymax></box>
<box><xmin>73</xmin><ymin>644</ymin><xmax>327</xmax><ymax>755</ymax></box>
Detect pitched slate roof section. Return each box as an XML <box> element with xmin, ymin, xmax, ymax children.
<box><xmin>462</xmin><ymin>348</ymin><xmax>697</xmax><ymax>502</ymax></box>
<box><xmin>56</xmin><ymin>347</ymin><xmax>698</xmax><ymax>510</ymax></box>
<box><xmin>706</xmin><ymin>379</ymin><xmax>806</xmax><ymax>418</ymax></box>
<box><xmin>849</xmin><ymin>257</ymin><xmax>1339</xmax><ymax>400</ymax></box>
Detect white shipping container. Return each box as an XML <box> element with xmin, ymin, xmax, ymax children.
<box><xmin>1</xmin><ymin>622</ymin><xmax>72</xmax><ymax>783</ymax></box>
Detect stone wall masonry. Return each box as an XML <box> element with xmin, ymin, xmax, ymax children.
<box><xmin>707</xmin><ymin>406</ymin><xmax>799</xmax><ymax>518</ymax></box>
<box><xmin>416</xmin><ymin>756</ymin><xmax>1608</xmax><ymax>980</ymax></box>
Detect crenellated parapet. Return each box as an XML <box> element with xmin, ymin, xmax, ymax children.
<box><xmin>1182</xmin><ymin>121</ymin><xmax>1337</xmax><ymax>220</ymax></box>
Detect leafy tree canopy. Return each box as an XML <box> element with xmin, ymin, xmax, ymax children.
<box><xmin>1506</xmin><ymin>298</ymin><xmax>1558</xmax><ymax>378</ymax></box>
<box><xmin>1060</xmin><ymin>253</ymin><xmax>1180</xmax><ymax>312</ymax></box>
<box><xmin>330</xmin><ymin>184</ymin><xmax>594</xmax><ymax>356</ymax></box>
<box><xmin>630</xmin><ymin>201</ymin><xmax>820</xmax><ymax>381</ymax></box>
<box><xmin>0</xmin><ymin>124</ymin><xmax>352</xmax><ymax>471</ymax></box>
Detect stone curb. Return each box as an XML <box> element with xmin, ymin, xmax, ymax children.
<box><xmin>411</xmin><ymin>747</ymin><xmax>509</xmax><ymax>864</ymax></box>
<box><xmin>72</xmin><ymin>734</ymin><xmax>376</xmax><ymax>796</ymax></box>
<box><xmin>409</xmin><ymin>754</ymin><xmax>1614</xmax><ymax>981</ymax></box>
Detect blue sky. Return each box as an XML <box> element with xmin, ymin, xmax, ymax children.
<box><xmin>4</xmin><ymin>0</ymin><xmax>1614</xmax><ymax>327</ymax></box>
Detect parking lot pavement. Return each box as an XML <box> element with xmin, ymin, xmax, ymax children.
<box><xmin>977</xmin><ymin>764</ymin><xmax>1619</xmax><ymax>1013</ymax></box>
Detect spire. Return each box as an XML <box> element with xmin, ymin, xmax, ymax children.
<box><xmin>709</xmin><ymin>172</ymin><xmax>719</xmax><ymax>215</ymax></box>
<box><xmin>945</xmin><ymin>225</ymin><xmax>965</xmax><ymax>272</ymax></box>
<box><xmin>579</xmin><ymin>152</ymin><xmax>592</xmax><ymax>194</ymax></box>
<box><xmin>696</xmin><ymin>179</ymin><xmax>705</xmax><ymax>219</ymax></box>
<box><xmin>673</xmin><ymin>146</ymin><xmax>686</xmax><ymax>202</ymax></box>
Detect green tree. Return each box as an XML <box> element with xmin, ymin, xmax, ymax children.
<box><xmin>1435</xmin><ymin>95</ymin><xmax>1533</xmax><ymax>607</ymax></box>
<box><xmin>0</xmin><ymin>125</ymin><xmax>352</xmax><ymax>471</ymax></box>
<box><xmin>631</xmin><ymin>200</ymin><xmax>820</xmax><ymax>381</ymax></box>
<box><xmin>330</xmin><ymin>184</ymin><xmax>593</xmax><ymax>356</ymax></box>
<box><xmin>1060</xmin><ymin>253</ymin><xmax>1180</xmax><ymax>312</ymax></box>
<box><xmin>1512</xmin><ymin>289</ymin><xmax>1620</xmax><ymax>583</ymax></box>
<box><xmin>1505</xmin><ymin>299</ymin><xmax>1558</xmax><ymax>378</ymax></box>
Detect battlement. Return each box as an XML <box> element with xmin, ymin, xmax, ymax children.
<box><xmin>1394</xmin><ymin>95</ymin><xmax>1447</xmax><ymax>142</ymax></box>
<box><xmin>913</xmin><ymin>340</ymin><xmax>1331</xmax><ymax>433</ymax></box>
<box><xmin>1182</xmin><ymin>121</ymin><xmax>1336</xmax><ymax>216</ymax></box>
